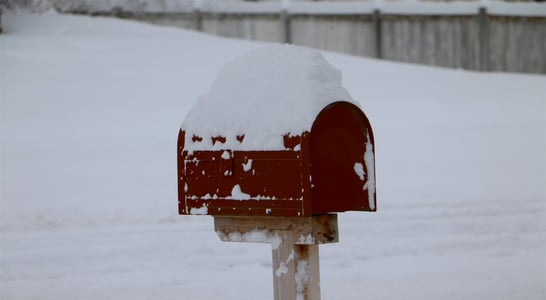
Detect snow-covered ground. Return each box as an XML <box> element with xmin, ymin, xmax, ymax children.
<box><xmin>1</xmin><ymin>12</ymin><xmax>545</xmax><ymax>300</ymax></box>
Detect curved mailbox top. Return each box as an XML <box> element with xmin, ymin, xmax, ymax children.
<box><xmin>177</xmin><ymin>46</ymin><xmax>376</xmax><ymax>217</ymax></box>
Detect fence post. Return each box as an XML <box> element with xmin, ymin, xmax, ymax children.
<box><xmin>373</xmin><ymin>9</ymin><xmax>382</xmax><ymax>59</ymax></box>
<box><xmin>281</xmin><ymin>9</ymin><xmax>291</xmax><ymax>44</ymax></box>
<box><xmin>194</xmin><ymin>8</ymin><xmax>203</xmax><ymax>31</ymax></box>
<box><xmin>479</xmin><ymin>6</ymin><xmax>489</xmax><ymax>72</ymax></box>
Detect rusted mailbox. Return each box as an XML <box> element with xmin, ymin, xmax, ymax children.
<box><xmin>177</xmin><ymin>100</ymin><xmax>375</xmax><ymax>217</ymax></box>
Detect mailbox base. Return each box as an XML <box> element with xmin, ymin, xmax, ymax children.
<box><xmin>214</xmin><ymin>214</ymin><xmax>338</xmax><ymax>300</ymax></box>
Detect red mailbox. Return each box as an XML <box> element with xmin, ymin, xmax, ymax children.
<box><xmin>178</xmin><ymin>100</ymin><xmax>375</xmax><ymax>217</ymax></box>
<box><xmin>177</xmin><ymin>45</ymin><xmax>376</xmax><ymax>217</ymax></box>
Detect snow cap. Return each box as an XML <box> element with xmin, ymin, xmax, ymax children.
<box><xmin>181</xmin><ymin>44</ymin><xmax>355</xmax><ymax>151</ymax></box>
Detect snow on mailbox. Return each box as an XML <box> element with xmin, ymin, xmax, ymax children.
<box><xmin>178</xmin><ymin>45</ymin><xmax>376</xmax><ymax>217</ymax></box>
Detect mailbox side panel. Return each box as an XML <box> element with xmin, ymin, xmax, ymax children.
<box><xmin>178</xmin><ymin>133</ymin><xmax>308</xmax><ymax>216</ymax></box>
<box><xmin>310</xmin><ymin>102</ymin><xmax>377</xmax><ymax>214</ymax></box>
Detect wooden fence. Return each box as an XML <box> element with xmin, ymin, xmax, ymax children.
<box><xmin>66</xmin><ymin>2</ymin><xmax>546</xmax><ymax>74</ymax></box>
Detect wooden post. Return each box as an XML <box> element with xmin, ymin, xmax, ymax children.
<box><xmin>272</xmin><ymin>232</ymin><xmax>297</xmax><ymax>299</ymax></box>
<box><xmin>215</xmin><ymin>215</ymin><xmax>338</xmax><ymax>300</ymax></box>
<box><xmin>294</xmin><ymin>245</ymin><xmax>321</xmax><ymax>300</ymax></box>
<box><xmin>271</xmin><ymin>235</ymin><xmax>321</xmax><ymax>300</ymax></box>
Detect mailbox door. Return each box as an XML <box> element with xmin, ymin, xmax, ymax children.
<box><xmin>310</xmin><ymin>101</ymin><xmax>376</xmax><ymax>214</ymax></box>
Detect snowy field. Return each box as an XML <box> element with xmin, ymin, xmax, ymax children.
<box><xmin>1</xmin><ymin>12</ymin><xmax>545</xmax><ymax>300</ymax></box>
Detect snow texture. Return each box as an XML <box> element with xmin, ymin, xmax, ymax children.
<box><xmin>295</xmin><ymin>260</ymin><xmax>310</xmax><ymax>300</ymax></box>
<box><xmin>363</xmin><ymin>131</ymin><xmax>376</xmax><ymax>210</ymax></box>
<box><xmin>275</xmin><ymin>249</ymin><xmax>295</xmax><ymax>277</ymax></box>
<box><xmin>297</xmin><ymin>234</ymin><xmax>315</xmax><ymax>244</ymax></box>
<box><xmin>181</xmin><ymin>44</ymin><xmax>355</xmax><ymax>151</ymax></box>
<box><xmin>227</xmin><ymin>184</ymin><xmax>251</xmax><ymax>200</ymax></box>
<box><xmin>189</xmin><ymin>203</ymin><xmax>208</xmax><ymax>215</ymax></box>
<box><xmin>1</xmin><ymin>12</ymin><xmax>545</xmax><ymax>300</ymax></box>
<box><xmin>353</xmin><ymin>162</ymin><xmax>365</xmax><ymax>181</ymax></box>
<box><xmin>275</xmin><ymin>262</ymin><xmax>289</xmax><ymax>277</ymax></box>
<box><xmin>221</xmin><ymin>150</ymin><xmax>231</xmax><ymax>160</ymax></box>
<box><xmin>217</xmin><ymin>229</ymin><xmax>282</xmax><ymax>248</ymax></box>
<box><xmin>242</xmin><ymin>159</ymin><xmax>253</xmax><ymax>172</ymax></box>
